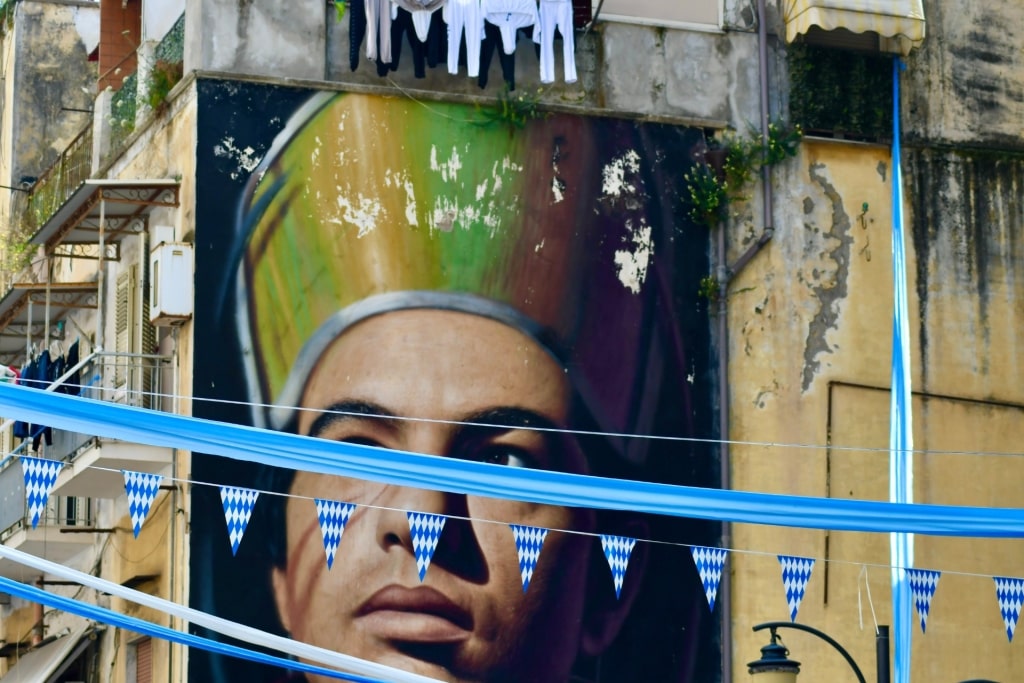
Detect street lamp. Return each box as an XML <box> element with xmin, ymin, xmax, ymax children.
<box><xmin>746</xmin><ymin>627</ymin><xmax>800</xmax><ymax>683</ymax></box>
<box><xmin>748</xmin><ymin>622</ymin><xmax>889</xmax><ymax>683</ymax></box>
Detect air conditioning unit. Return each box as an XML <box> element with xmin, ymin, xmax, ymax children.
<box><xmin>149</xmin><ymin>243</ymin><xmax>193</xmax><ymax>326</ymax></box>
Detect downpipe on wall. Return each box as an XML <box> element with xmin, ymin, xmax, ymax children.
<box><xmin>717</xmin><ymin>0</ymin><xmax>777</xmax><ymax>680</ymax></box>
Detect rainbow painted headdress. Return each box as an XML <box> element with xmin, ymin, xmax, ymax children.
<box><xmin>233</xmin><ymin>91</ymin><xmax>703</xmax><ymax>463</ymax></box>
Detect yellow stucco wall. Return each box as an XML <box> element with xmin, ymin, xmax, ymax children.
<box><xmin>728</xmin><ymin>139</ymin><xmax>1024</xmax><ymax>681</ymax></box>
<box><xmin>100</xmin><ymin>76</ymin><xmax>197</xmax><ymax>683</ymax></box>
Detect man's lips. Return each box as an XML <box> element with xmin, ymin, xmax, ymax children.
<box><xmin>356</xmin><ymin>585</ymin><xmax>473</xmax><ymax>643</ymax></box>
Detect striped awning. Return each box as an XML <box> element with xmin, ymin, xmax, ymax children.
<box><xmin>784</xmin><ymin>0</ymin><xmax>926</xmax><ymax>54</ymax></box>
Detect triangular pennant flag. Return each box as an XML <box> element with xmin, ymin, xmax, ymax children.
<box><xmin>123</xmin><ymin>470</ymin><xmax>163</xmax><ymax>538</ymax></box>
<box><xmin>994</xmin><ymin>576</ymin><xmax>1024</xmax><ymax>642</ymax></box>
<box><xmin>600</xmin><ymin>534</ymin><xmax>636</xmax><ymax>600</ymax></box>
<box><xmin>219</xmin><ymin>486</ymin><xmax>259</xmax><ymax>556</ymax></box>
<box><xmin>407</xmin><ymin>512</ymin><xmax>446</xmax><ymax>581</ymax></box>
<box><xmin>691</xmin><ymin>546</ymin><xmax>728</xmax><ymax>612</ymax></box>
<box><xmin>510</xmin><ymin>525</ymin><xmax>549</xmax><ymax>593</ymax></box>
<box><xmin>315</xmin><ymin>499</ymin><xmax>355</xmax><ymax>570</ymax></box>
<box><xmin>778</xmin><ymin>555</ymin><xmax>815</xmax><ymax>621</ymax></box>
<box><xmin>906</xmin><ymin>568</ymin><xmax>941</xmax><ymax>634</ymax></box>
<box><xmin>21</xmin><ymin>456</ymin><xmax>62</xmax><ymax>528</ymax></box>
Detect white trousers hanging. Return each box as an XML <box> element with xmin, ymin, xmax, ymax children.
<box><xmin>365</xmin><ymin>0</ymin><xmax>393</xmax><ymax>62</ymax></box>
<box><xmin>535</xmin><ymin>0</ymin><xmax>576</xmax><ymax>84</ymax></box>
<box><xmin>446</xmin><ymin>0</ymin><xmax>485</xmax><ymax>77</ymax></box>
<box><xmin>482</xmin><ymin>0</ymin><xmax>539</xmax><ymax>55</ymax></box>
<box><xmin>395</xmin><ymin>0</ymin><xmax>447</xmax><ymax>42</ymax></box>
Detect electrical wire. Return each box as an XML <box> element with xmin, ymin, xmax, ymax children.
<box><xmin>0</xmin><ymin>450</ymin><xmax>1017</xmax><ymax>585</ymax></box>
<box><xmin>7</xmin><ymin>374</ymin><xmax>1024</xmax><ymax>460</ymax></box>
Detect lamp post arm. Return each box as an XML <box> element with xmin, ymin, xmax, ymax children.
<box><xmin>752</xmin><ymin>622</ymin><xmax>867</xmax><ymax>683</ymax></box>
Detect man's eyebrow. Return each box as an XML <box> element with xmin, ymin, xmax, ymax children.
<box><xmin>457</xmin><ymin>407</ymin><xmax>563</xmax><ymax>435</ymax></box>
<box><xmin>305</xmin><ymin>400</ymin><xmax>401</xmax><ymax>438</ymax></box>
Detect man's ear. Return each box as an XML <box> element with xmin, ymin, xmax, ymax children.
<box><xmin>271</xmin><ymin>565</ymin><xmax>293</xmax><ymax>634</ymax></box>
<box><xmin>580</xmin><ymin>518</ymin><xmax>649</xmax><ymax>656</ymax></box>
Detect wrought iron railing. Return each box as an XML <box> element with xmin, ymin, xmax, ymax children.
<box><xmin>0</xmin><ymin>459</ymin><xmax>93</xmax><ymax>541</ymax></box>
<box><xmin>21</xmin><ymin>123</ymin><xmax>94</xmax><ymax>236</ymax></box>
<box><xmin>0</xmin><ymin>351</ymin><xmax>171</xmax><ymax>538</ymax></box>
<box><xmin>47</xmin><ymin>351</ymin><xmax>173</xmax><ymax>463</ymax></box>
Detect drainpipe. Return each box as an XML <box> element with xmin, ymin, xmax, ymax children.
<box><xmin>718</xmin><ymin>1</ymin><xmax>776</xmax><ymax>680</ymax></box>
<box><xmin>31</xmin><ymin>576</ymin><xmax>43</xmax><ymax>645</ymax></box>
<box><xmin>96</xmin><ymin>196</ymin><xmax>106</xmax><ymax>351</ymax></box>
<box><xmin>168</xmin><ymin>326</ymin><xmax>180</xmax><ymax>683</ymax></box>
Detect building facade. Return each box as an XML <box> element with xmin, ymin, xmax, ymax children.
<box><xmin>0</xmin><ymin>0</ymin><xmax>1020</xmax><ymax>681</ymax></box>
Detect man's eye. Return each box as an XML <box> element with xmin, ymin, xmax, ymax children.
<box><xmin>478</xmin><ymin>447</ymin><xmax>532</xmax><ymax>468</ymax></box>
<box><xmin>340</xmin><ymin>436</ymin><xmax>384</xmax><ymax>448</ymax></box>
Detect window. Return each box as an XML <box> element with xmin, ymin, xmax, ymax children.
<box><xmin>126</xmin><ymin>636</ymin><xmax>152</xmax><ymax>683</ymax></box>
<box><xmin>788</xmin><ymin>42</ymin><xmax>893</xmax><ymax>142</ymax></box>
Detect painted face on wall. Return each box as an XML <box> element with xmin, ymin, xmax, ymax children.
<box><xmin>270</xmin><ymin>309</ymin><xmax>638</xmax><ymax>682</ymax></box>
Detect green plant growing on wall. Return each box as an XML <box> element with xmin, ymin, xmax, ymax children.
<box><xmin>684</xmin><ymin>164</ymin><xmax>730</xmax><ymax>229</ymax></box>
<box><xmin>145</xmin><ymin>60</ymin><xmax>184</xmax><ymax>110</ymax></box>
<box><xmin>788</xmin><ymin>43</ymin><xmax>892</xmax><ymax>139</ymax></box>
<box><xmin>477</xmin><ymin>86</ymin><xmax>547</xmax><ymax>130</ymax></box>
<box><xmin>685</xmin><ymin>121</ymin><xmax>803</xmax><ymax>230</ymax></box>
<box><xmin>697</xmin><ymin>274</ymin><xmax>720</xmax><ymax>305</ymax></box>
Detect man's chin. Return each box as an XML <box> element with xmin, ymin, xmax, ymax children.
<box><xmin>365</xmin><ymin>641</ymin><xmax>502</xmax><ymax>683</ymax></box>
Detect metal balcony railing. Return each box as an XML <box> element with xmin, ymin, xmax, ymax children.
<box><xmin>2</xmin><ymin>350</ymin><xmax>172</xmax><ymax>466</ymax></box>
<box><xmin>47</xmin><ymin>351</ymin><xmax>173</xmax><ymax>465</ymax></box>
<box><xmin>0</xmin><ymin>457</ymin><xmax>93</xmax><ymax>543</ymax></box>
<box><xmin>0</xmin><ymin>350</ymin><xmax>171</xmax><ymax>538</ymax></box>
<box><xmin>21</xmin><ymin>124</ymin><xmax>94</xmax><ymax>236</ymax></box>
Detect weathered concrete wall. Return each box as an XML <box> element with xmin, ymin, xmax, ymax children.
<box><xmin>184</xmin><ymin>0</ymin><xmax>325</xmax><ymax>81</ymax></box>
<box><xmin>728</xmin><ymin>131</ymin><xmax>1024</xmax><ymax>680</ymax></box>
<box><xmin>903</xmin><ymin>0</ymin><xmax>1024</xmax><ymax>147</ymax></box>
<box><xmin>11</xmin><ymin>0</ymin><xmax>97</xmax><ymax>185</ymax></box>
<box><xmin>144</xmin><ymin>0</ymin><xmax>184</xmax><ymax>42</ymax></box>
<box><xmin>322</xmin><ymin>11</ymin><xmax>763</xmax><ymax>126</ymax></box>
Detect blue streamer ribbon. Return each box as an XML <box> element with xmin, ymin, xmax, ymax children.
<box><xmin>890</xmin><ymin>55</ymin><xmax>913</xmax><ymax>683</ymax></box>
<box><xmin>0</xmin><ymin>575</ymin><xmax>381</xmax><ymax>682</ymax></box>
<box><xmin>0</xmin><ymin>382</ymin><xmax>1023</xmax><ymax>537</ymax></box>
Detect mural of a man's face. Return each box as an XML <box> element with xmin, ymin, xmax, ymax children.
<box><xmin>271</xmin><ymin>309</ymin><xmax>640</xmax><ymax>682</ymax></box>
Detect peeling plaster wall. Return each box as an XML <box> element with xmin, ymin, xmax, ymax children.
<box><xmin>10</xmin><ymin>0</ymin><xmax>97</xmax><ymax>186</ymax></box>
<box><xmin>729</xmin><ymin>127</ymin><xmax>1024</xmax><ymax>680</ymax></box>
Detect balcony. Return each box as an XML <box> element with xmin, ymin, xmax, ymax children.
<box><xmin>21</xmin><ymin>124</ymin><xmax>93</xmax><ymax>238</ymax></box>
<box><xmin>47</xmin><ymin>351</ymin><xmax>174</xmax><ymax>499</ymax></box>
<box><xmin>0</xmin><ymin>460</ymin><xmax>95</xmax><ymax>581</ymax></box>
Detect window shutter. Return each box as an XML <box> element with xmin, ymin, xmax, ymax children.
<box><xmin>135</xmin><ymin>637</ymin><xmax>152</xmax><ymax>683</ymax></box>
<box><xmin>114</xmin><ymin>269</ymin><xmax>133</xmax><ymax>386</ymax></box>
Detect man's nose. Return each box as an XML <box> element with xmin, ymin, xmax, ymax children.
<box><xmin>374</xmin><ymin>486</ymin><xmax>487</xmax><ymax>582</ymax></box>
<box><xmin>375</xmin><ymin>485</ymin><xmax>464</xmax><ymax>551</ymax></box>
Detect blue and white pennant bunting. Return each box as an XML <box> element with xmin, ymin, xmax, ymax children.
<box><xmin>407</xmin><ymin>512</ymin><xmax>447</xmax><ymax>581</ymax></box>
<box><xmin>906</xmin><ymin>568</ymin><xmax>940</xmax><ymax>634</ymax></box>
<box><xmin>219</xmin><ymin>486</ymin><xmax>259</xmax><ymax>556</ymax></box>
<box><xmin>994</xmin><ymin>576</ymin><xmax>1024</xmax><ymax>643</ymax></box>
<box><xmin>600</xmin><ymin>534</ymin><xmax>636</xmax><ymax>600</ymax></box>
<box><xmin>778</xmin><ymin>555</ymin><xmax>815</xmax><ymax>621</ymax></box>
<box><xmin>123</xmin><ymin>470</ymin><xmax>163</xmax><ymax>538</ymax></box>
<box><xmin>691</xmin><ymin>546</ymin><xmax>728</xmax><ymax>612</ymax></box>
<box><xmin>510</xmin><ymin>525</ymin><xmax>549</xmax><ymax>592</ymax></box>
<box><xmin>21</xmin><ymin>456</ymin><xmax>62</xmax><ymax>528</ymax></box>
<box><xmin>316</xmin><ymin>499</ymin><xmax>355</xmax><ymax>570</ymax></box>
